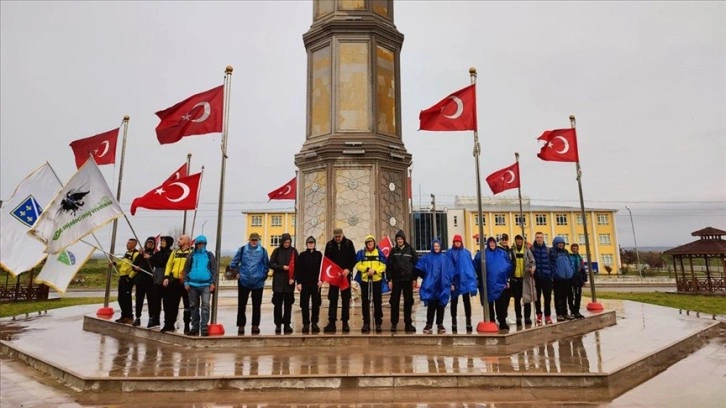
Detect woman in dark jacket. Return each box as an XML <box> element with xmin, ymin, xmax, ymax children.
<box><xmin>269</xmin><ymin>233</ymin><xmax>298</xmax><ymax>334</ymax></box>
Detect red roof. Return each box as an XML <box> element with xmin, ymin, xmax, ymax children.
<box><xmin>664</xmin><ymin>239</ymin><xmax>726</xmax><ymax>256</ymax></box>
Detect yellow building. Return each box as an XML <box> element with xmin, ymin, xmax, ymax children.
<box><xmin>242</xmin><ymin>209</ymin><xmax>296</xmax><ymax>248</ymax></box>
<box><xmin>453</xmin><ymin>196</ymin><xmax>620</xmax><ymax>274</ymax></box>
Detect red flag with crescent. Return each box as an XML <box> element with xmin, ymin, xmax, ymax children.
<box><xmin>419</xmin><ymin>84</ymin><xmax>477</xmax><ymax>131</ymax></box>
<box><xmin>379</xmin><ymin>235</ymin><xmax>393</xmax><ymax>259</ymax></box>
<box><xmin>537</xmin><ymin>128</ymin><xmax>579</xmax><ymax>162</ymax></box>
<box><xmin>320</xmin><ymin>256</ymin><xmax>349</xmax><ymax>290</ymax></box>
<box><xmin>268</xmin><ymin>177</ymin><xmax>296</xmax><ymax>201</ymax></box>
<box><xmin>155</xmin><ymin>85</ymin><xmax>224</xmax><ymax>145</ymax></box>
<box><xmin>486</xmin><ymin>162</ymin><xmax>520</xmax><ymax>195</ymax></box>
<box><xmin>162</xmin><ymin>163</ymin><xmax>189</xmax><ymax>185</ymax></box>
<box><xmin>288</xmin><ymin>252</ymin><xmax>296</xmax><ymax>281</ymax></box>
<box><xmin>130</xmin><ymin>172</ymin><xmax>201</xmax><ymax>215</ymax></box>
<box><xmin>69</xmin><ymin>128</ymin><xmax>119</xmax><ymax>169</ymax></box>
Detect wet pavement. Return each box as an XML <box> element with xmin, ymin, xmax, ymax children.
<box><xmin>1</xmin><ymin>293</ymin><xmax>724</xmax><ymax>406</ymax></box>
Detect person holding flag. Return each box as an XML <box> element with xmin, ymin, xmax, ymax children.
<box><xmin>269</xmin><ymin>233</ymin><xmax>298</xmax><ymax>335</ymax></box>
<box><xmin>147</xmin><ymin>236</ymin><xmax>173</xmax><ymax>329</ymax></box>
<box><xmin>114</xmin><ymin>238</ymin><xmax>139</xmax><ymax>324</ymax></box>
<box><xmin>447</xmin><ymin>234</ymin><xmax>478</xmax><ymax>334</ymax></box>
<box><xmin>131</xmin><ymin>237</ymin><xmax>157</xmax><ymax>327</ymax></box>
<box><xmin>296</xmin><ymin>236</ymin><xmax>323</xmax><ymax>334</ymax></box>
<box><xmin>354</xmin><ymin>235</ymin><xmax>387</xmax><ymax>334</ymax></box>
<box><xmin>323</xmin><ymin>228</ymin><xmax>356</xmax><ymax>334</ymax></box>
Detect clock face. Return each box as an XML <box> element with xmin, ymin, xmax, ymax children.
<box><xmin>388</xmin><ymin>182</ymin><xmax>396</xmax><ymax>192</ymax></box>
<box><xmin>389</xmin><ymin>217</ymin><xmax>396</xmax><ymax>226</ymax></box>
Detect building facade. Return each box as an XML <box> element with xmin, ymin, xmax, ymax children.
<box><xmin>242</xmin><ymin>209</ymin><xmax>297</xmax><ymax>249</ymax></box>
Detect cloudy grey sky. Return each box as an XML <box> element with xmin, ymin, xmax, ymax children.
<box><xmin>2</xmin><ymin>1</ymin><xmax>724</xmax><ymax>251</ymax></box>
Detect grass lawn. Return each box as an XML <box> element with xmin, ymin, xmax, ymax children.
<box><xmin>0</xmin><ymin>297</ymin><xmax>113</xmax><ymax>318</ymax></box>
<box><xmin>596</xmin><ymin>292</ymin><xmax>726</xmax><ymax>315</ymax></box>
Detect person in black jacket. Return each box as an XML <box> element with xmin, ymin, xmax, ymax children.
<box><xmin>386</xmin><ymin>230</ymin><xmax>418</xmax><ymax>333</ymax></box>
<box><xmin>269</xmin><ymin>233</ymin><xmax>298</xmax><ymax>334</ymax></box>
<box><xmin>132</xmin><ymin>237</ymin><xmax>156</xmax><ymax>327</ymax></box>
<box><xmin>147</xmin><ymin>236</ymin><xmax>173</xmax><ymax>328</ymax></box>
<box><xmin>323</xmin><ymin>228</ymin><xmax>356</xmax><ymax>333</ymax></box>
<box><xmin>296</xmin><ymin>236</ymin><xmax>323</xmax><ymax>334</ymax></box>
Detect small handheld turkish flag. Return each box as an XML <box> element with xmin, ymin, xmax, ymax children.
<box><xmin>69</xmin><ymin>128</ymin><xmax>119</xmax><ymax>169</ymax></box>
<box><xmin>419</xmin><ymin>84</ymin><xmax>477</xmax><ymax>131</ymax></box>
<box><xmin>268</xmin><ymin>177</ymin><xmax>296</xmax><ymax>201</ymax></box>
<box><xmin>155</xmin><ymin>85</ymin><xmax>224</xmax><ymax>145</ymax></box>
<box><xmin>486</xmin><ymin>162</ymin><xmax>520</xmax><ymax>195</ymax></box>
<box><xmin>379</xmin><ymin>235</ymin><xmax>393</xmax><ymax>259</ymax></box>
<box><xmin>130</xmin><ymin>172</ymin><xmax>201</xmax><ymax>215</ymax></box>
<box><xmin>288</xmin><ymin>252</ymin><xmax>296</xmax><ymax>281</ymax></box>
<box><xmin>537</xmin><ymin>128</ymin><xmax>579</xmax><ymax>162</ymax></box>
<box><xmin>320</xmin><ymin>256</ymin><xmax>349</xmax><ymax>290</ymax></box>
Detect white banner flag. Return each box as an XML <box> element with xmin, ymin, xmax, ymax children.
<box><xmin>29</xmin><ymin>159</ymin><xmax>124</xmax><ymax>254</ymax></box>
<box><xmin>36</xmin><ymin>241</ymin><xmax>95</xmax><ymax>294</ymax></box>
<box><xmin>0</xmin><ymin>163</ymin><xmax>62</xmax><ymax>276</ymax></box>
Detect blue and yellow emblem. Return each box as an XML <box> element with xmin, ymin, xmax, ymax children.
<box><xmin>11</xmin><ymin>195</ymin><xmax>43</xmax><ymax>228</ymax></box>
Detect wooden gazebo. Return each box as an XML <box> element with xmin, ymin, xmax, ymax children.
<box><xmin>664</xmin><ymin>227</ymin><xmax>726</xmax><ymax>295</ymax></box>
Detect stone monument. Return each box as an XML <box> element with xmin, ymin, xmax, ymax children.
<box><xmin>295</xmin><ymin>0</ymin><xmax>412</xmax><ymax>247</ymax></box>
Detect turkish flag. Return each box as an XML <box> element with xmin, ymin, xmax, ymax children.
<box><xmin>379</xmin><ymin>235</ymin><xmax>392</xmax><ymax>259</ymax></box>
<box><xmin>537</xmin><ymin>128</ymin><xmax>579</xmax><ymax>162</ymax></box>
<box><xmin>155</xmin><ymin>85</ymin><xmax>224</xmax><ymax>145</ymax></box>
<box><xmin>288</xmin><ymin>252</ymin><xmax>295</xmax><ymax>281</ymax></box>
<box><xmin>69</xmin><ymin>128</ymin><xmax>119</xmax><ymax>169</ymax></box>
<box><xmin>130</xmin><ymin>172</ymin><xmax>201</xmax><ymax>215</ymax></box>
<box><xmin>268</xmin><ymin>177</ymin><xmax>296</xmax><ymax>201</ymax></box>
<box><xmin>162</xmin><ymin>163</ymin><xmax>189</xmax><ymax>185</ymax></box>
<box><xmin>419</xmin><ymin>84</ymin><xmax>477</xmax><ymax>131</ymax></box>
<box><xmin>486</xmin><ymin>162</ymin><xmax>520</xmax><ymax>195</ymax></box>
<box><xmin>320</xmin><ymin>256</ymin><xmax>349</xmax><ymax>290</ymax></box>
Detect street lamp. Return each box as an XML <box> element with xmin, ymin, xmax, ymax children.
<box><xmin>625</xmin><ymin>206</ymin><xmax>642</xmax><ymax>278</ymax></box>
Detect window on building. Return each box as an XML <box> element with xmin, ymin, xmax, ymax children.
<box><xmin>473</xmin><ymin>214</ymin><xmax>485</xmax><ymax>226</ymax></box>
<box><xmin>271</xmin><ymin>215</ymin><xmax>282</xmax><ymax>227</ymax></box>
<box><xmin>576</xmin><ymin>214</ymin><xmax>584</xmax><ymax>225</ymax></box>
<box><xmin>578</xmin><ymin>234</ymin><xmax>586</xmax><ymax>245</ymax></box>
<box><xmin>599</xmin><ymin>234</ymin><xmax>611</xmax><ymax>245</ymax></box>
<box><xmin>543</xmin><ymin>234</ymin><xmax>549</xmax><ymax>243</ymax></box>
<box><xmin>270</xmin><ymin>235</ymin><xmax>281</xmax><ymax>247</ymax></box>
<box><xmin>597</xmin><ymin>213</ymin><xmax>608</xmax><ymax>225</ymax></box>
<box><xmin>495</xmin><ymin>214</ymin><xmax>506</xmax><ymax>226</ymax></box>
<box><xmin>556</xmin><ymin>214</ymin><xmax>568</xmax><ymax>226</ymax></box>
<box><xmin>453</xmin><ymin>215</ymin><xmax>458</xmax><ymax>227</ymax></box>
<box><xmin>535</xmin><ymin>214</ymin><xmax>547</xmax><ymax>226</ymax></box>
<box><xmin>495</xmin><ymin>233</ymin><xmax>505</xmax><ymax>243</ymax></box>
<box><xmin>556</xmin><ymin>234</ymin><xmax>569</xmax><ymax>243</ymax></box>
<box><xmin>602</xmin><ymin>254</ymin><xmax>614</xmax><ymax>266</ymax></box>
<box><xmin>251</xmin><ymin>215</ymin><xmax>262</xmax><ymax>227</ymax></box>
<box><xmin>515</xmin><ymin>215</ymin><xmax>526</xmax><ymax>226</ymax></box>
<box><xmin>291</xmin><ymin>215</ymin><xmax>296</xmax><ymax>227</ymax></box>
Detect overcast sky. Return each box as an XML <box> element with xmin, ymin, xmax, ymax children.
<box><xmin>2</xmin><ymin>1</ymin><xmax>724</xmax><ymax>251</ymax></box>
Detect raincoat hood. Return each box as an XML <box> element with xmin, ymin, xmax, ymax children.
<box><xmin>552</xmin><ymin>236</ymin><xmax>566</xmax><ymax>247</ymax></box>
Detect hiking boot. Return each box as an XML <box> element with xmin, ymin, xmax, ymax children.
<box><xmin>200</xmin><ymin>330</ymin><xmax>209</xmax><ymax>337</ymax></box>
<box><xmin>404</xmin><ymin>324</ymin><xmax>417</xmax><ymax>333</ymax></box>
<box><xmin>556</xmin><ymin>315</ymin><xmax>566</xmax><ymax>322</ymax></box>
<box><xmin>184</xmin><ymin>328</ymin><xmax>199</xmax><ymax>336</ymax></box>
<box><xmin>251</xmin><ymin>326</ymin><xmax>260</xmax><ymax>335</ymax></box>
<box><xmin>545</xmin><ymin>316</ymin><xmax>553</xmax><ymax>325</ymax></box>
<box><xmin>422</xmin><ymin>325</ymin><xmax>433</xmax><ymax>334</ymax></box>
<box><xmin>524</xmin><ymin>319</ymin><xmax>533</xmax><ymax>326</ymax></box>
<box><xmin>466</xmin><ymin>325</ymin><xmax>473</xmax><ymax>334</ymax></box>
<box><xmin>311</xmin><ymin>324</ymin><xmax>320</xmax><ymax>334</ymax></box>
<box><xmin>132</xmin><ymin>318</ymin><xmax>141</xmax><ymax>327</ymax></box>
<box><xmin>342</xmin><ymin>322</ymin><xmax>350</xmax><ymax>333</ymax></box>
<box><xmin>516</xmin><ymin>319</ymin><xmax>523</xmax><ymax>327</ymax></box>
<box><xmin>451</xmin><ymin>324</ymin><xmax>458</xmax><ymax>334</ymax></box>
<box><xmin>284</xmin><ymin>325</ymin><xmax>294</xmax><ymax>334</ymax></box>
<box><xmin>575</xmin><ymin>313</ymin><xmax>585</xmax><ymax>319</ymax></box>
<box><xmin>160</xmin><ymin>325</ymin><xmax>175</xmax><ymax>333</ymax></box>
<box><xmin>536</xmin><ymin>314</ymin><xmax>543</xmax><ymax>325</ymax></box>
<box><xmin>375</xmin><ymin>325</ymin><xmax>382</xmax><ymax>333</ymax></box>
<box><xmin>361</xmin><ymin>324</ymin><xmax>370</xmax><ymax>333</ymax></box>
<box><xmin>499</xmin><ymin>322</ymin><xmax>510</xmax><ymax>331</ymax></box>
<box><xmin>323</xmin><ymin>324</ymin><xmax>336</xmax><ymax>334</ymax></box>
<box><xmin>275</xmin><ymin>325</ymin><xmax>282</xmax><ymax>335</ymax></box>
<box><xmin>302</xmin><ymin>324</ymin><xmax>310</xmax><ymax>334</ymax></box>
<box><xmin>437</xmin><ymin>325</ymin><xmax>446</xmax><ymax>334</ymax></box>
<box><xmin>390</xmin><ymin>324</ymin><xmax>397</xmax><ymax>333</ymax></box>
<box><xmin>147</xmin><ymin>319</ymin><xmax>160</xmax><ymax>329</ymax></box>
<box><xmin>565</xmin><ymin>315</ymin><xmax>575</xmax><ymax>321</ymax></box>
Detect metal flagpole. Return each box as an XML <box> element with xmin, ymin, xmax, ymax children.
<box><xmin>570</xmin><ymin>115</ymin><xmax>603</xmax><ymax>311</ymax></box>
<box><xmin>182</xmin><ymin>153</ymin><xmax>192</xmax><ymax>234</ymax></box>
<box><xmin>294</xmin><ymin>170</ymin><xmax>298</xmax><ymax>248</ymax></box>
<box><xmin>408</xmin><ymin>167</ymin><xmax>414</xmax><ymax>248</ymax></box>
<box><xmin>189</xmin><ymin>166</ymin><xmax>205</xmax><ymax>237</ymax></box>
<box><xmin>515</xmin><ymin>152</ymin><xmax>526</xmax><ymax>240</ymax></box>
<box><xmin>99</xmin><ymin>115</ymin><xmax>129</xmax><ymax>316</ymax></box>
<box><xmin>209</xmin><ymin>66</ymin><xmax>233</xmax><ymax>335</ymax></box>
<box><xmin>470</xmin><ymin>68</ymin><xmax>498</xmax><ymax>333</ymax></box>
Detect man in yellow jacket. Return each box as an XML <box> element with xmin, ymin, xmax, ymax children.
<box><xmin>161</xmin><ymin>235</ymin><xmax>192</xmax><ymax>333</ymax></box>
<box><xmin>115</xmin><ymin>238</ymin><xmax>139</xmax><ymax>324</ymax></box>
<box><xmin>355</xmin><ymin>235</ymin><xmax>387</xmax><ymax>333</ymax></box>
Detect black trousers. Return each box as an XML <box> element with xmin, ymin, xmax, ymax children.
<box><xmin>450</xmin><ymin>293</ymin><xmax>472</xmax><ymax>325</ymax></box>
<box><xmin>162</xmin><ymin>279</ymin><xmax>189</xmax><ymax>328</ymax></box>
<box><xmin>488</xmin><ymin>294</ymin><xmax>509</xmax><ymax>325</ymax></box>
<box><xmin>272</xmin><ymin>292</ymin><xmax>295</xmax><ymax>326</ymax></box>
<box><xmin>426</xmin><ymin>299</ymin><xmax>446</xmax><ymax>326</ymax></box>
<box><xmin>535</xmin><ymin>278</ymin><xmax>553</xmax><ymax>317</ymax></box>
<box><xmin>360</xmin><ymin>280</ymin><xmax>383</xmax><ymax>326</ymax></box>
<box><xmin>553</xmin><ymin>279</ymin><xmax>571</xmax><ymax>317</ymax></box>
<box><xmin>300</xmin><ymin>284</ymin><xmax>322</xmax><ymax>325</ymax></box>
<box><xmin>327</xmin><ymin>282</ymin><xmax>351</xmax><ymax>324</ymax></box>
<box><xmin>570</xmin><ymin>282</ymin><xmax>583</xmax><ymax>315</ymax></box>
<box><xmin>148</xmin><ymin>284</ymin><xmax>162</xmax><ymax>322</ymax></box>
<box><xmin>510</xmin><ymin>278</ymin><xmax>524</xmax><ymax>320</ymax></box>
<box><xmin>389</xmin><ymin>280</ymin><xmax>414</xmax><ymax>326</ymax></box>
<box><xmin>237</xmin><ymin>285</ymin><xmax>263</xmax><ymax>327</ymax></box>
<box><xmin>134</xmin><ymin>275</ymin><xmax>153</xmax><ymax>319</ymax></box>
<box><xmin>118</xmin><ymin>275</ymin><xmax>134</xmax><ymax>319</ymax></box>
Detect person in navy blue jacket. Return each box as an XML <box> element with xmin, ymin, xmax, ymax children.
<box><xmin>531</xmin><ymin>232</ymin><xmax>553</xmax><ymax>325</ymax></box>
<box><xmin>550</xmin><ymin>236</ymin><xmax>575</xmax><ymax>321</ymax></box>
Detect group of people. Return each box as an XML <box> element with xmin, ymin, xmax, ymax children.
<box><xmin>114</xmin><ymin>227</ymin><xmax>587</xmax><ymax>336</ymax></box>
<box><xmin>114</xmin><ymin>234</ymin><xmax>217</xmax><ymax>336</ymax></box>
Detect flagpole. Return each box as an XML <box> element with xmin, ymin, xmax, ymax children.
<box><xmin>182</xmin><ymin>153</ymin><xmax>192</xmax><ymax>234</ymax></box>
<box><xmin>408</xmin><ymin>167</ymin><xmax>414</xmax><ymax>251</ymax></box>
<box><xmin>570</xmin><ymin>115</ymin><xmax>603</xmax><ymax>312</ymax></box>
<box><xmin>190</xmin><ymin>166</ymin><xmax>204</xmax><ymax>237</ymax></box>
<box><xmin>470</xmin><ymin>68</ymin><xmax>498</xmax><ymax>333</ymax></box>
<box><xmin>294</xmin><ymin>169</ymin><xmax>299</xmax><ymax>248</ymax></box>
<box><xmin>515</xmin><ymin>152</ymin><xmax>526</xmax><ymax>240</ymax></box>
<box><xmin>209</xmin><ymin>66</ymin><xmax>233</xmax><ymax>336</ymax></box>
<box><xmin>98</xmin><ymin>115</ymin><xmax>129</xmax><ymax>317</ymax></box>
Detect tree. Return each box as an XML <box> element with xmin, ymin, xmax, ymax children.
<box><xmin>643</xmin><ymin>251</ymin><xmax>665</xmax><ymax>269</ymax></box>
<box><xmin>620</xmin><ymin>248</ymin><xmax>637</xmax><ymax>265</ymax></box>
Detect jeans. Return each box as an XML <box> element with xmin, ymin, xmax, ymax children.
<box><xmin>188</xmin><ymin>285</ymin><xmax>211</xmax><ymax>332</ymax></box>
